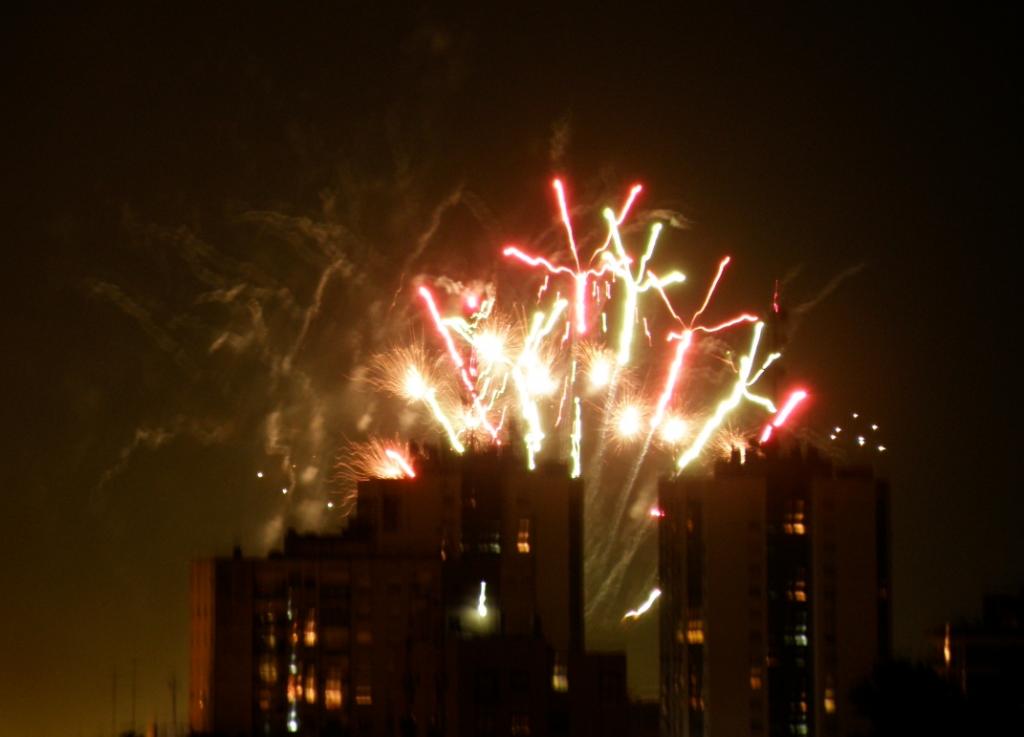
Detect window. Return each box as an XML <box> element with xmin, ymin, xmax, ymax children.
<box><xmin>787</xmin><ymin>580</ymin><xmax>807</xmax><ymax>602</ymax></box>
<box><xmin>552</xmin><ymin>654</ymin><xmax>569</xmax><ymax>692</ymax></box>
<box><xmin>824</xmin><ymin>687</ymin><xmax>836</xmax><ymax>714</ymax></box>
<box><xmin>517</xmin><ymin>518</ymin><xmax>531</xmax><ymax>553</ymax></box>
<box><xmin>324</xmin><ymin>669</ymin><xmax>343</xmax><ymax>710</ymax></box>
<box><xmin>259</xmin><ymin>655</ymin><xmax>278</xmax><ymax>684</ymax></box>
<box><xmin>355</xmin><ymin>684</ymin><xmax>373</xmax><ymax>706</ymax></box>
<box><xmin>304</xmin><ymin>665</ymin><xmax>317</xmax><ymax>704</ymax></box>
<box><xmin>784</xmin><ymin>500</ymin><xmax>807</xmax><ymax>535</ymax></box>
<box><xmin>686</xmin><ymin>620</ymin><xmax>704</xmax><ymax>644</ymax></box>
<box><xmin>750</xmin><ymin>666</ymin><xmax>763</xmax><ymax>690</ymax></box>
<box><xmin>304</xmin><ymin>609</ymin><xmax>317</xmax><ymax>647</ymax></box>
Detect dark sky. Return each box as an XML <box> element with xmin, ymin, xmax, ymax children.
<box><xmin>3</xmin><ymin>5</ymin><xmax>1017</xmax><ymax>735</ymax></box>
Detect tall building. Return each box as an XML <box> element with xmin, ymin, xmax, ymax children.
<box><xmin>190</xmin><ymin>445</ymin><xmax>629</xmax><ymax>737</ymax></box>
<box><xmin>659</xmin><ymin>442</ymin><xmax>891</xmax><ymax>737</ymax></box>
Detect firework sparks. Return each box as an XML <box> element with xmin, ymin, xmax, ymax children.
<box><xmin>675</xmin><ymin>321</ymin><xmax>771</xmax><ymax>472</ymax></box>
<box><xmin>341</xmin><ymin>178</ymin><xmax>820</xmax><ymax>637</ymax></box>
<box><xmin>659</xmin><ymin>415</ymin><xmax>689</xmax><ymax>445</ymax></box>
<box><xmin>477</xmin><ymin>581</ymin><xmax>488</xmax><ymax>617</ymax></box>
<box><xmin>615</xmin><ymin>403</ymin><xmax>644</xmax><ymax>441</ymax></box>
<box><xmin>418</xmin><ymin>286</ymin><xmax>498</xmax><ymax>440</ymax></box>
<box><xmin>623</xmin><ymin>588</ymin><xmax>661</xmax><ymax>620</ymax></box>
<box><xmin>759</xmin><ymin>388</ymin><xmax>809</xmax><ymax>443</ymax></box>
<box><xmin>374</xmin><ymin>183</ymin><xmax>810</xmax><ymax>482</ymax></box>
<box><xmin>336</xmin><ymin>438</ymin><xmax>419</xmax><ymax>482</ymax></box>
<box><xmin>601</xmin><ymin>212</ymin><xmax>686</xmax><ymax>366</ymax></box>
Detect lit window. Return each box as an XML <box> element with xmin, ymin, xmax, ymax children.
<box><xmin>824</xmin><ymin>687</ymin><xmax>836</xmax><ymax>714</ymax></box>
<box><xmin>305</xmin><ymin>665</ymin><xmax>317</xmax><ymax>704</ymax></box>
<box><xmin>259</xmin><ymin>655</ymin><xmax>278</xmax><ymax>684</ymax></box>
<box><xmin>686</xmin><ymin>620</ymin><xmax>705</xmax><ymax>644</ymax></box>
<box><xmin>356</xmin><ymin>684</ymin><xmax>373</xmax><ymax>706</ymax></box>
<box><xmin>552</xmin><ymin>655</ymin><xmax>569</xmax><ymax>692</ymax></box>
<box><xmin>784</xmin><ymin>502</ymin><xmax>807</xmax><ymax>535</ymax></box>
<box><xmin>517</xmin><ymin>518</ymin><xmax>531</xmax><ymax>554</ymax></box>
<box><xmin>324</xmin><ymin>669</ymin><xmax>343</xmax><ymax>710</ymax></box>
<box><xmin>750</xmin><ymin>667</ymin><xmax>763</xmax><ymax>690</ymax></box>
<box><xmin>304</xmin><ymin>609</ymin><xmax>317</xmax><ymax>647</ymax></box>
<box><xmin>787</xmin><ymin>580</ymin><xmax>808</xmax><ymax>602</ymax></box>
<box><xmin>287</xmin><ymin>673</ymin><xmax>299</xmax><ymax>703</ymax></box>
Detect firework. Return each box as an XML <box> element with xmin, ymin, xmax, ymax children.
<box><xmin>333</xmin><ymin>436</ymin><xmax>419</xmax><ymax>515</ymax></box>
<box><xmin>370</xmin><ymin>182</ymin><xmax>812</xmax><ymax>479</ymax></box>
<box><xmin>759</xmin><ymin>388</ymin><xmax>809</xmax><ymax>443</ymax></box>
<box><xmin>350</xmin><ymin>179</ymin><xmax>819</xmax><ymax>629</ymax></box>
<box><xmin>622</xmin><ymin>588</ymin><xmax>662</xmax><ymax>621</ymax></box>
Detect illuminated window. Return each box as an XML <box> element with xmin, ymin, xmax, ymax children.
<box><xmin>749</xmin><ymin>666</ymin><xmax>763</xmax><ymax>690</ymax></box>
<box><xmin>517</xmin><ymin>518</ymin><xmax>531</xmax><ymax>553</ymax></box>
<box><xmin>784</xmin><ymin>501</ymin><xmax>807</xmax><ymax>535</ymax></box>
<box><xmin>355</xmin><ymin>684</ymin><xmax>373</xmax><ymax>706</ymax></box>
<box><xmin>287</xmin><ymin>673</ymin><xmax>299</xmax><ymax>703</ymax></box>
<box><xmin>324</xmin><ymin>669</ymin><xmax>343</xmax><ymax>710</ymax></box>
<box><xmin>259</xmin><ymin>655</ymin><xmax>278</xmax><ymax>684</ymax></box>
<box><xmin>304</xmin><ymin>609</ymin><xmax>317</xmax><ymax>647</ymax></box>
<box><xmin>305</xmin><ymin>665</ymin><xmax>317</xmax><ymax>704</ymax></box>
<box><xmin>787</xmin><ymin>580</ymin><xmax>807</xmax><ymax>602</ymax></box>
<box><xmin>552</xmin><ymin>655</ymin><xmax>569</xmax><ymax>692</ymax></box>
<box><xmin>686</xmin><ymin>620</ymin><xmax>705</xmax><ymax>644</ymax></box>
<box><xmin>792</xmin><ymin>623</ymin><xmax>809</xmax><ymax>647</ymax></box>
<box><xmin>259</xmin><ymin>688</ymin><xmax>271</xmax><ymax>712</ymax></box>
<box><xmin>824</xmin><ymin>687</ymin><xmax>836</xmax><ymax>714</ymax></box>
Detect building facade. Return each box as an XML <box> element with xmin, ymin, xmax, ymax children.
<box><xmin>190</xmin><ymin>445</ymin><xmax>628</xmax><ymax>737</ymax></box>
<box><xmin>934</xmin><ymin>590</ymin><xmax>1024</xmax><ymax>725</ymax></box>
<box><xmin>659</xmin><ymin>443</ymin><xmax>891</xmax><ymax>737</ymax></box>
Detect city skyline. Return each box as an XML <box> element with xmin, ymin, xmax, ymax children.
<box><xmin>3</xmin><ymin>5</ymin><xmax>1017</xmax><ymax>736</ymax></box>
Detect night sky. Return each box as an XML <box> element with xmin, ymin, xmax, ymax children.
<box><xmin>3</xmin><ymin>6</ymin><xmax>1017</xmax><ymax>735</ymax></box>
